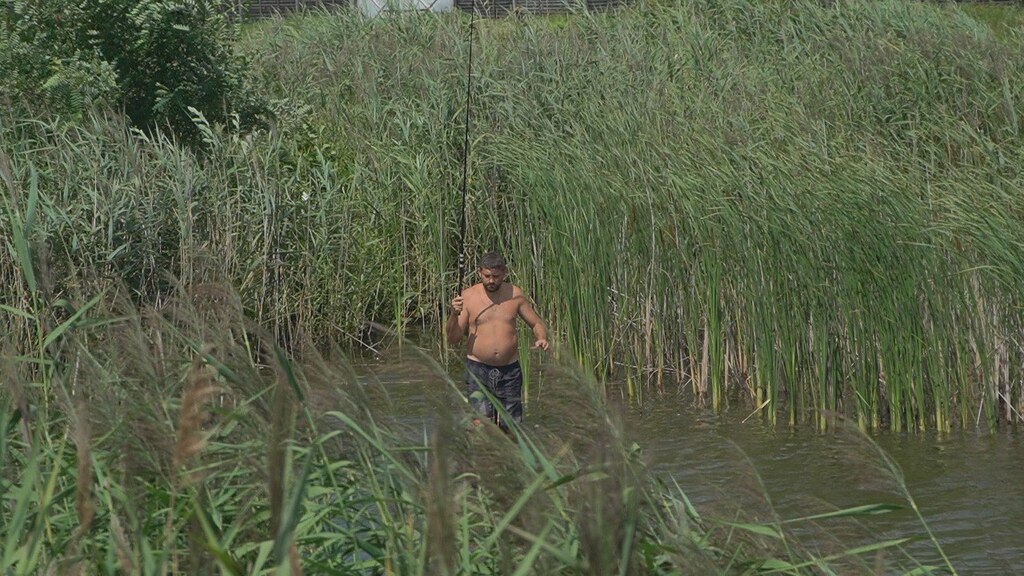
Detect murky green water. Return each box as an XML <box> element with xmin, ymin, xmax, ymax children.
<box><xmin>356</xmin><ymin>351</ymin><xmax>1023</xmax><ymax>574</ymax></box>
<box><xmin>616</xmin><ymin>399</ymin><xmax>1023</xmax><ymax>575</ymax></box>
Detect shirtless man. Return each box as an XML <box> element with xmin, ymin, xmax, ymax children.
<box><xmin>446</xmin><ymin>251</ymin><xmax>549</xmax><ymax>431</ymax></box>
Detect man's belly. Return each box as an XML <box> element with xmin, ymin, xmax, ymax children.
<box><xmin>467</xmin><ymin>329</ymin><xmax>520</xmax><ymax>366</ymax></box>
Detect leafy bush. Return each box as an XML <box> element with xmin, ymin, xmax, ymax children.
<box><xmin>0</xmin><ymin>0</ymin><xmax>118</xmax><ymax>116</ymax></box>
<box><xmin>0</xmin><ymin>0</ymin><xmax>265</xmax><ymax>142</ymax></box>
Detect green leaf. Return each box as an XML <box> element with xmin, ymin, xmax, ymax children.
<box><xmin>24</xmin><ymin>167</ymin><xmax>38</xmax><ymax>236</ymax></box>
<box><xmin>780</xmin><ymin>503</ymin><xmax>905</xmax><ymax>524</ymax></box>
<box><xmin>9</xmin><ymin>215</ymin><xmax>36</xmax><ymax>294</ymax></box>
<box><xmin>325</xmin><ymin>411</ymin><xmax>415</xmax><ymax>481</ymax></box>
<box><xmin>481</xmin><ymin>473</ymin><xmax>551</xmax><ymax>553</ymax></box>
<box><xmin>193</xmin><ymin>499</ymin><xmax>245</xmax><ymax>576</ymax></box>
<box><xmin>0</xmin><ymin>304</ymin><xmax>34</xmax><ymax>320</ymax></box>
<box><xmin>720</xmin><ymin>521</ymin><xmax>782</xmax><ymax>539</ymax></box>
<box><xmin>755</xmin><ymin>558</ymin><xmax>800</xmax><ymax>571</ymax></box>
<box><xmin>271</xmin><ymin>448</ymin><xmax>314</xmax><ymax>566</ymax></box>
<box><xmin>511</xmin><ymin>523</ymin><xmax>555</xmax><ymax>576</ymax></box>
<box><xmin>762</xmin><ymin>538</ymin><xmax>913</xmax><ymax>572</ymax></box>
<box><xmin>275</xmin><ymin>345</ymin><xmax>305</xmax><ymax>402</ymax></box>
<box><xmin>507</xmin><ymin>523</ymin><xmax>583</xmax><ymax>570</ymax></box>
<box><xmin>42</xmin><ymin>292</ymin><xmax>104</xmax><ymax>349</ymax></box>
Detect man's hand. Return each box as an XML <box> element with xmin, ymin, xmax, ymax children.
<box><xmin>446</xmin><ymin>294</ymin><xmax>466</xmax><ymax>346</ymax></box>
<box><xmin>532</xmin><ymin>338</ymin><xmax>550</xmax><ymax>351</ymax></box>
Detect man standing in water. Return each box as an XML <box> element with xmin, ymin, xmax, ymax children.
<box><xmin>446</xmin><ymin>251</ymin><xmax>549</xmax><ymax>431</ymax></box>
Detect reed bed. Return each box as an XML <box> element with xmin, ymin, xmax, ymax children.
<box><xmin>3</xmin><ymin>0</ymin><xmax>1024</xmax><ymax>431</ymax></box>
<box><xmin>0</xmin><ymin>286</ymin><xmax>947</xmax><ymax>574</ymax></box>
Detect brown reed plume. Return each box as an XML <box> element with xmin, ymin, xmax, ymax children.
<box><xmin>165</xmin><ymin>344</ymin><xmax>221</xmax><ymax>576</ymax></box>
<box><xmin>58</xmin><ymin>399</ymin><xmax>96</xmax><ymax>576</ymax></box>
<box><xmin>73</xmin><ymin>399</ymin><xmax>95</xmax><ymax>534</ymax></box>
<box><xmin>172</xmin><ymin>344</ymin><xmax>221</xmax><ymax>482</ymax></box>
<box><xmin>107</xmin><ymin>497</ymin><xmax>135</xmax><ymax>574</ymax></box>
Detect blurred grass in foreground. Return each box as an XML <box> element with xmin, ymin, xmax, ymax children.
<box><xmin>0</xmin><ymin>285</ymin><xmax>951</xmax><ymax>574</ymax></box>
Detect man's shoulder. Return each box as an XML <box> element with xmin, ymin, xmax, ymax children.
<box><xmin>463</xmin><ymin>283</ymin><xmax>486</xmax><ymax>302</ymax></box>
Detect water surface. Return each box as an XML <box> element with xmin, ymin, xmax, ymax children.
<box><xmin>357</xmin><ymin>351</ymin><xmax>1023</xmax><ymax>574</ymax></box>
<box><xmin>615</xmin><ymin>396</ymin><xmax>1023</xmax><ymax>574</ymax></box>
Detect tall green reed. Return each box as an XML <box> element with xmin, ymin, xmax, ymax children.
<box><xmin>3</xmin><ymin>0</ymin><xmax>1024</xmax><ymax>431</ymax></box>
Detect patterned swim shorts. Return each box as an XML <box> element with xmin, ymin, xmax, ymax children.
<box><xmin>464</xmin><ymin>358</ymin><xmax>523</xmax><ymax>431</ymax></box>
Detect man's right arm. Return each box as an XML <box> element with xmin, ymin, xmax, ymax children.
<box><xmin>446</xmin><ymin>294</ymin><xmax>468</xmax><ymax>345</ymax></box>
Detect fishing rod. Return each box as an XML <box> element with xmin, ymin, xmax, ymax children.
<box><xmin>456</xmin><ymin>0</ymin><xmax>477</xmax><ymax>293</ymax></box>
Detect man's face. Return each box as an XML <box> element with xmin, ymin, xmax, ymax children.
<box><xmin>479</xmin><ymin>267</ymin><xmax>507</xmax><ymax>292</ymax></box>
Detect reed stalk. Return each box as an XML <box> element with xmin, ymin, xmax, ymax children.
<box><xmin>2</xmin><ymin>1</ymin><xmax>1022</xmax><ymax>438</ymax></box>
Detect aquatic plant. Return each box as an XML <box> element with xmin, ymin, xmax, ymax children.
<box><xmin>3</xmin><ymin>0</ymin><xmax>1023</xmax><ymax>432</ymax></box>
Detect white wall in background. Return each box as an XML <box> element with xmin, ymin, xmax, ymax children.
<box><xmin>358</xmin><ymin>0</ymin><xmax>452</xmax><ymax>17</ymax></box>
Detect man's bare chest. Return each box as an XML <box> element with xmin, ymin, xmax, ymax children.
<box><xmin>468</xmin><ymin>298</ymin><xmax>518</xmax><ymax>326</ymax></box>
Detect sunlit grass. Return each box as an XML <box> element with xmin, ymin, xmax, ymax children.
<box><xmin>241</xmin><ymin>0</ymin><xmax>1024</xmax><ymax>431</ymax></box>
<box><xmin>3</xmin><ymin>0</ymin><xmax>1024</xmax><ymax>432</ymax></box>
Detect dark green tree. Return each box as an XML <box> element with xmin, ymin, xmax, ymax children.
<box><xmin>1</xmin><ymin>0</ymin><xmax>265</xmax><ymax>143</ymax></box>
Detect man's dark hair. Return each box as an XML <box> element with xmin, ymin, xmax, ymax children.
<box><xmin>477</xmin><ymin>251</ymin><xmax>507</xmax><ymax>270</ymax></box>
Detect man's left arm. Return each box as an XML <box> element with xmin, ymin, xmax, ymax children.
<box><xmin>518</xmin><ymin>296</ymin><xmax>549</xmax><ymax>351</ymax></box>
